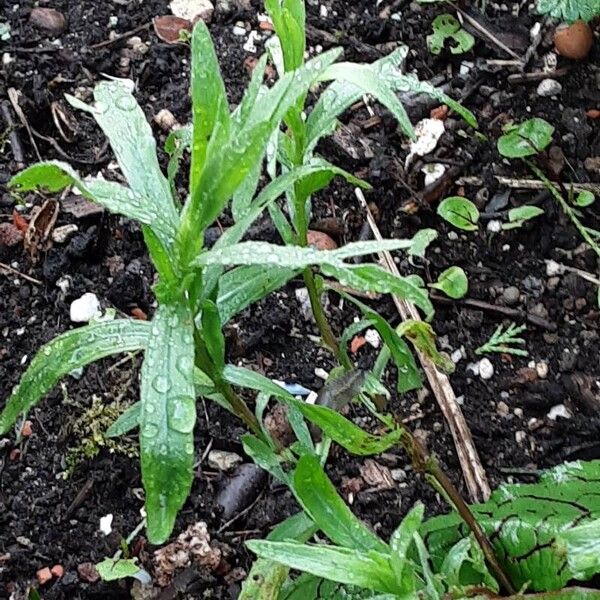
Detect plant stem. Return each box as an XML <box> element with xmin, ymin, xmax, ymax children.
<box><xmin>194</xmin><ymin>331</ymin><xmax>263</xmax><ymax>438</ymax></box>
<box><xmin>302</xmin><ymin>267</ymin><xmax>351</xmax><ymax>369</ymax></box>
<box><xmin>400</xmin><ymin>430</ymin><xmax>516</xmax><ymax>595</ymax></box>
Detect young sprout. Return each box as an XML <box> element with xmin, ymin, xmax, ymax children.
<box><xmin>475</xmin><ymin>323</ymin><xmax>528</xmax><ymax>357</ymax></box>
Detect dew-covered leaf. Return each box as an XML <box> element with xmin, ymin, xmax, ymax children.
<box><xmin>0</xmin><ymin>320</ymin><xmax>151</xmax><ymax>435</ymax></box>
<box><xmin>246</xmin><ymin>541</ymin><xmax>397</xmax><ymax>594</ymax></box>
<box><xmin>139</xmin><ymin>302</ymin><xmax>196</xmax><ymax>544</ymax></box>
<box><xmin>106</xmin><ymin>402</ymin><xmax>141</xmax><ymax>438</ymax></box>
<box><xmin>65</xmin><ymin>81</ymin><xmax>180</xmax><ymax>236</ymax></box>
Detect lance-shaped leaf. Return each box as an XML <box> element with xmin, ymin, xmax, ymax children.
<box><xmin>193</xmin><ymin>239</ymin><xmax>415</xmax><ymax>269</ymax></box>
<box><xmin>323</xmin><ymin>263</ymin><xmax>434</xmax><ymax>319</ymax></box>
<box><xmin>294</xmin><ymin>454</ymin><xmax>389</xmax><ymax>553</ymax></box>
<box><xmin>139</xmin><ymin>303</ymin><xmax>196</xmax><ymax>544</ymax></box>
<box><xmin>66</xmin><ymin>81</ymin><xmax>180</xmax><ymax>237</ymax></box>
<box><xmin>246</xmin><ymin>541</ymin><xmax>398</xmax><ymax>594</ymax></box>
<box><xmin>265</xmin><ymin>0</ymin><xmax>306</xmax><ymax>71</ymax></box>
<box><xmin>216</xmin><ymin>265</ymin><xmax>299</xmax><ymax>325</ymax></box>
<box><xmin>177</xmin><ymin>48</ymin><xmax>343</xmax><ymax>265</ymax></box>
<box><xmin>9</xmin><ymin>162</ymin><xmax>177</xmax><ymax>250</ymax></box>
<box><xmin>0</xmin><ymin>320</ymin><xmax>151</xmax><ymax>435</ymax></box>
<box><xmin>189</xmin><ymin>21</ymin><xmax>231</xmax><ymax>191</ymax></box>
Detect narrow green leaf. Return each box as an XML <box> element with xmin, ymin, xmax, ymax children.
<box><xmin>140</xmin><ymin>303</ymin><xmax>196</xmax><ymax>544</ymax></box>
<box><xmin>217</xmin><ymin>265</ymin><xmax>299</xmax><ymax>325</ymax></box>
<box><xmin>322</xmin><ymin>263</ymin><xmax>434</xmax><ymax>319</ymax></box>
<box><xmin>106</xmin><ymin>402</ymin><xmax>142</xmax><ymax>438</ymax></box>
<box><xmin>294</xmin><ymin>455</ymin><xmax>389</xmax><ymax>553</ymax></box>
<box><xmin>508</xmin><ymin>205</ymin><xmax>545</xmax><ymax>223</ymax></box>
<box><xmin>9</xmin><ymin>162</ymin><xmax>177</xmax><ymax>249</ymax></box>
<box><xmin>190</xmin><ymin>21</ymin><xmax>231</xmax><ymax>191</ymax></box>
<box><xmin>233</xmin><ymin>54</ymin><xmax>268</xmax><ymax>130</ymax></box>
<box><xmin>390</xmin><ymin>504</ymin><xmax>424</xmax><ymax>592</ymax></box>
<box><xmin>0</xmin><ymin>320</ymin><xmax>150</xmax><ymax>435</ymax></box>
<box><xmin>429</xmin><ymin>266</ymin><xmax>469</xmax><ymax>299</ymax></box>
<box><xmin>66</xmin><ymin>81</ymin><xmax>179</xmax><ymax>233</ymax></box>
<box><xmin>319</xmin><ymin>62</ymin><xmax>415</xmax><ymax>139</ymax></box>
<box><xmin>242</xmin><ymin>434</ymin><xmax>290</xmax><ymax>484</ymax></box>
<box><xmin>201</xmin><ymin>300</ymin><xmax>226</xmax><ymax>372</ymax></box>
<box><xmin>193</xmin><ymin>239</ymin><xmax>415</xmax><ymax>269</ymax></box>
<box><xmin>246</xmin><ymin>541</ymin><xmax>397</xmax><ymax>594</ymax></box>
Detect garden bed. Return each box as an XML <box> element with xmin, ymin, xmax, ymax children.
<box><xmin>0</xmin><ymin>0</ymin><xmax>599</xmax><ymax>597</ymax></box>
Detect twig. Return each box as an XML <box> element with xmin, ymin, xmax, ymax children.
<box><xmin>355</xmin><ymin>188</ymin><xmax>491</xmax><ymax>503</ymax></box>
<box><xmin>88</xmin><ymin>23</ymin><xmax>151</xmax><ymax>50</ymax></box>
<box><xmin>451</xmin><ymin>3</ymin><xmax>524</xmax><ymax>63</ymax></box>
<box><xmin>508</xmin><ymin>68</ymin><xmax>570</xmax><ymax>85</ymax></box>
<box><xmin>1</xmin><ymin>101</ymin><xmax>25</xmax><ymax>168</ymax></box>
<box><xmin>545</xmin><ymin>260</ymin><xmax>600</xmax><ymax>286</ymax></box>
<box><xmin>430</xmin><ymin>293</ymin><xmax>557</xmax><ymax>332</ymax></box>
<box><xmin>7</xmin><ymin>88</ymin><xmax>42</xmax><ymax>162</ymax></box>
<box><xmin>63</xmin><ymin>478</ymin><xmax>95</xmax><ymax>520</ymax></box>
<box><xmin>0</xmin><ymin>261</ymin><xmax>42</xmax><ymax>285</ymax></box>
<box><xmin>458</xmin><ymin>175</ymin><xmax>600</xmax><ymax>195</ymax></box>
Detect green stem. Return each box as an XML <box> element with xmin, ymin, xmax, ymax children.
<box><xmin>399</xmin><ymin>430</ymin><xmax>516</xmax><ymax>595</ymax></box>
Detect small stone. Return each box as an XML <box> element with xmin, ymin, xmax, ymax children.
<box><xmin>391</xmin><ymin>468</ymin><xmax>406</xmax><ymax>482</ymax></box>
<box><xmin>52</xmin><ymin>224</ymin><xmax>78</xmax><ymax>244</ymax></box>
<box><xmin>77</xmin><ymin>562</ymin><xmax>100</xmax><ymax>583</ymax></box>
<box><xmin>548</xmin><ymin>404</ymin><xmax>571</xmax><ymax>420</ymax></box>
<box><xmin>0</xmin><ymin>222</ymin><xmax>24</xmax><ymax>247</ymax></box>
<box><xmin>51</xmin><ymin>565</ymin><xmax>64</xmax><ymax>578</ymax></box>
<box><xmin>515</xmin><ymin>430</ymin><xmax>526</xmax><ymax>444</ymax></box>
<box><xmin>496</xmin><ymin>401</ymin><xmax>510</xmax><ymax>417</ymax></box>
<box><xmin>537</xmin><ymin>79</ymin><xmax>562</xmax><ymax>97</ymax></box>
<box><xmin>169</xmin><ymin>0</ymin><xmax>214</xmax><ymax>22</ymax></box>
<box><xmin>30</xmin><ymin>8</ymin><xmax>66</xmax><ymax>35</ymax></box>
<box><xmin>21</xmin><ymin>420</ymin><xmax>33</xmax><ymax>437</ymax></box>
<box><xmin>546</xmin><ymin>260</ymin><xmax>563</xmax><ymax>277</ymax></box>
<box><xmin>479</xmin><ymin>358</ymin><xmax>494</xmax><ymax>380</ymax></box>
<box><xmin>307</xmin><ymin>230</ymin><xmax>337</xmax><ymax>250</ymax></box>
<box><xmin>487</xmin><ymin>220</ymin><xmax>502</xmax><ymax>233</ymax></box>
<box><xmin>70</xmin><ymin>293</ymin><xmax>101</xmax><ymax>323</ymax></box>
<box><xmin>514</xmin><ymin>407</ymin><xmax>524</xmax><ymax>418</ymax></box>
<box><xmin>535</xmin><ymin>361</ymin><xmax>549</xmax><ymax>379</ymax></box>
<box><xmin>364</xmin><ymin>329</ymin><xmax>380</xmax><ymax>348</ymax></box>
<box><xmin>502</xmin><ymin>286</ymin><xmax>520</xmax><ymax>306</ymax></box>
<box><xmin>36</xmin><ymin>567</ymin><xmax>53</xmax><ymax>585</ymax></box>
<box><xmin>99</xmin><ymin>514</ymin><xmax>113</xmax><ymax>536</ymax></box>
<box><xmin>208</xmin><ymin>450</ymin><xmax>243</xmax><ymax>471</ymax></box>
<box><xmin>451</xmin><ymin>349</ymin><xmax>463</xmax><ymax>364</ymax></box>
<box><xmin>233</xmin><ymin>23</ymin><xmax>247</xmax><ymax>35</ymax></box>
<box><xmin>447</xmin><ymin>231</ymin><xmax>458</xmax><ymax>241</ymax></box>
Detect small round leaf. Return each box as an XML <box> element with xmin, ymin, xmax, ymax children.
<box><xmin>430</xmin><ymin>266</ymin><xmax>469</xmax><ymax>299</ymax></box>
<box><xmin>497</xmin><ymin>118</ymin><xmax>554</xmax><ymax>158</ymax></box>
<box><xmin>437</xmin><ymin>197</ymin><xmax>480</xmax><ymax>231</ymax></box>
<box><xmin>574</xmin><ymin>190</ymin><xmax>595</xmax><ymax>207</ymax></box>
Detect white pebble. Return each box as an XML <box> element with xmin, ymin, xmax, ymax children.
<box><xmin>548</xmin><ymin>404</ymin><xmax>571</xmax><ymax>420</ymax></box>
<box><xmin>536</xmin><ymin>361</ymin><xmax>549</xmax><ymax>379</ymax></box>
<box><xmin>537</xmin><ymin>78</ymin><xmax>562</xmax><ymax>98</ymax></box>
<box><xmin>546</xmin><ymin>259</ymin><xmax>563</xmax><ymax>276</ymax></box>
<box><xmin>487</xmin><ymin>220</ymin><xmax>502</xmax><ymax>233</ymax></box>
<box><xmin>207</xmin><ymin>450</ymin><xmax>243</xmax><ymax>471</ymax></box>
<box><xmin>478</xmin><ymin>358</ymin><xmax>494</xmax><ymax>380</ymax></box>
<box><xmin>314</xmin><ymin>367</ymin><xmax>329</xmax><ymax>380</ymax></box>
<box><xmin>70</xmin><ymin>293</ymin><xmax>101</xmax><ymax>323</ymax></box>
<box><xmin>365</xmin><ymin>329</ymin><xmax>381</xmax><ymax>348</ymax></box>
<box><xmin>99</xmin><ymin>514</ymin><xmax>113</xmax><ymax>536</ymax></box>
<box><xmin>233</xmin><ymin>24</ymin><xmax>247</xmax><ymax>36</ymax></box>
<box><xmin>451</xmin><ymin>349</ymin><xmax>463</xmax><ymax>364</ymax></box>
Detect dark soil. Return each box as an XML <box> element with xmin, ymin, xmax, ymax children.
<box><xmin>1</xmin><ymin>0</ymin><xmax>599</xmax><ymax>598</ymax></box>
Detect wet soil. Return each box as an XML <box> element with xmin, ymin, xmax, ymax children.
<box><xmin>0</xmin><ymin>0</ymin><xmax>599</xmax><ymax>597</ymax></box>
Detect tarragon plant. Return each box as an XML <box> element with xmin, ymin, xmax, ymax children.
<box><xmin>245</xmin><ymin>457</ymin><xmax>600</xmax><ymax>599</ymax></box>
<box><xmin>0</xmin><ymin>21</ymin><xmax>443</xmax><ymax>544</ymax></box>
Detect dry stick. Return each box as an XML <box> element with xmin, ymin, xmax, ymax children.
<box><xmin>0</xmin><ymin>261</ymin><xmax>42</xmax><ymax>285</ymax></box>
<box><xmin>88</xmin><ymin>23</ymin><xmax>151</xmax><ymax>50</ymax></box>
<box><xmin>7</xmin><ymin>88</ymin><xmax>42</xmax><ymax>162</ymax></box>
<box><xmin>458</xmin><ymin>175</ymin><xmax>600</xmax><ymax>195</ymax></box>
<box><xmin>451</xmin><ymin>3</ymin><xmax>524</xmax><ymax>64</ymax></box>
<box><xmin>1</xmin><ymin>101</ymin><xmax>26</xmax><ymax>168</ymax></box>
<box><xmin>355</xmin><ymin>188</ymin><xmax>492</xmax><ymax>502</ymax></box>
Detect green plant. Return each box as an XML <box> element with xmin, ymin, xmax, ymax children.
<box><xmin>503</xmin><ymin>205</ymin><xmax>545</xmax><ymax>230</ymax></box>
<box><xmin>263</xmin><ymin>0</ymin><xmax>477</xmax><ymax>367</ymax></box>
<box><xmin>475</xmin><ymin>322</ymin><xmax>528</xmax><ymax>356</ymax></box>
<box><xmin>427</xmin><ymin>14</ymin><xmax>475</xmax><ymax>55</ymax></box>
<box><xmin>497</xmin><ymin>118</ymin><xmax>600</xmax><ymax>262</ymax></box>
<box><xmin>0</xmin><ymin>22</ymin><xmax>432</xmax><ymax>544</ymax></box>
<box><xmin>536</xmin><ymin>0</ymin><xmax>600</xmax><ymax>22</ymax></box>
<box><xmin>429</xmin><ymin>266</ymin><xmax>469</xmax><ymax>299</ymax></box>
<box><xmin>438</xmin><ymin>196</ymin><xmax>480</xmax><ymax>231</ymax></box>
<box><xmin>246</xmin><ymin>457</ymin><xmax>600</xmax><ymax>599</ymax></box>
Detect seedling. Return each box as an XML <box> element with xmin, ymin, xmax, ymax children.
<box><xmin>503</xmin><ymin>205</ymin><xmax>545</xmax><ymax>230</ymax></box>
<box><xmin>475</xmin><ymin>322</ymin><xmax>528</xmax><ymax>356</ymax></box>
<box><xmin>429</xmin><ymin>266</ymin><xmax>469</xmax><ymax>299</ymax></box>
<box><xmin>438</xmin><ymin>196</ymin><xmax>480</xmax><ymax>232</ymax></box>
<box><xmin>0</xmin><ymin>21</ymin><xmax>431</xmax><ymax>544</ymax></box>
<box><xmin>497</xmin><ymin>118</ymin><xmax>600</xmax><ymax>262</ymax></box>
<box><xmin>427</xmin><ymin>14</ymin><xmax>475</xmax><ymax>55</ymax></box>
